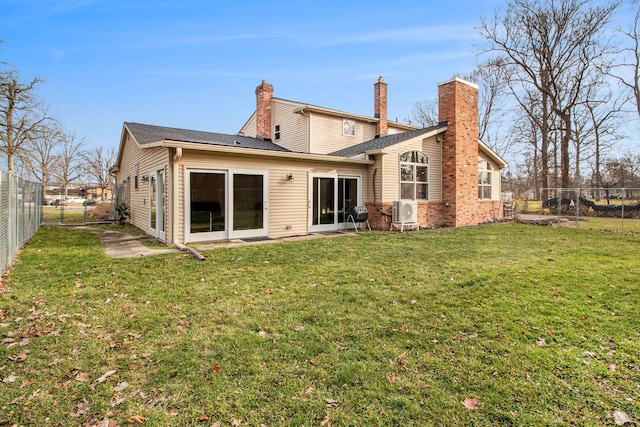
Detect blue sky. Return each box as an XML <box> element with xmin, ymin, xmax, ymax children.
<box><xmin>0</xmin><ymin>0</ymin><xmax>506</xmax><ymax>153</ymax></box>
<box><xmin>2</xmin><ymin>0</ymin><xmax>637</xmax><ymax>166</ymax></box>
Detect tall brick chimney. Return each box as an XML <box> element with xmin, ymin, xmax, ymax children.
<box><xmin>438</xmin><ymin>77</ymin><xmax>479</xmax><ymax>227</ymax></box>
<box><xmin>255</xmin><ymin>80</ymin><xmax>274</xmax><ymax>140</ymax></box>
<box><xmin>374</xmin><ymin>76</ymin><xmax>388</xmax><ymax>137</ymax></box>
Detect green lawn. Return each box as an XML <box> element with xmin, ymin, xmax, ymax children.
<box><xmin>1</xmin><ymin>224</ymin><xmax>639</xmax><ymax>426</ymax></box>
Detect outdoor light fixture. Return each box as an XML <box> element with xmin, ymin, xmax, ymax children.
<box><xmin>286</xmin><ymin>173</ymin><xmax>294</xmax><ymax>181</ymax></box>
<box><xmin>141</xmin><ymin>175</ymin><xmax>149</xmax><ymax>183</ymax></box>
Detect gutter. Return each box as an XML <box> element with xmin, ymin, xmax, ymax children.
<box><xmin>162</xmin><ymin>140</ymin><xmax>375</xmax><ymax>165</ymax></box>
<box><xmin>171</xmin><ymin>146</ymin><xmax>207</xmax><ymax>261</ymax></box>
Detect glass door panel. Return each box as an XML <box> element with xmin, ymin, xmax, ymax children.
<box><xmin>150</xmin><ymin>175</ymin><xmax>157</xmax><ymax>231</ymax></box>
<box><xmin>149</xmin><ymin>170</ymin><xmax>166</xmax><ymax>241</ymax></box>
<box><xmin>310</xmin><ymin>176</ymin><xmax>337</xmax><ymax>232</ymax></box>
<box><xmin>189</xmin><ymin>171</ymin><xmax>226</xmax><ymax>241</ymax></box>
<box><xmin>232</xmin><ymin>173</ymin><xmax>265</xmax><ymax>237</ymax></box>
<box><xmin>338</xmin><ymin>177</ymin><xmax>359</xmax><ymax>223</ymax></box>
<box><xmin>312</xmin><ymin>177</ymin><xmax>335</xmax><ymax>226</ymax></box>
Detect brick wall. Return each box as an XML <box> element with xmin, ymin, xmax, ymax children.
<box><xmin>255</xmin><ymin>80</ymin><xmax>274</xmax><ymax>140</ymax></box>
<box><xmin>438</xmin><ymin>78</ymin><xmax>480</xmax><ymax>227</ymax></box>
<box><xmin>374</xmin><ymin>76</ymin><xmax>388</xmax><ymax>137</ymax></box>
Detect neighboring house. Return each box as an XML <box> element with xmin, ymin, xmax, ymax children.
<box><xmin>112</xmin><ymin>77</ymin><xmax>507</xmax><ymax>245</ymax></box>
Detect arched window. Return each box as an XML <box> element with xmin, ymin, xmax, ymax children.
<box><xmin>400</xmin><ymin>151</ymin><xmax>428</xmax><ymax>200</ymax></box>
<box><xmin>478</xmin><ymin>159</ymin><xmax>492</xmax><ymax>199</ymax></box>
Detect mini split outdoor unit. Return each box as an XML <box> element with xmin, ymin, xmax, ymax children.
<box><xmin>392</xmin><ymin>200</ymin><xmax>418</xmax><ymax>224</ymax></box>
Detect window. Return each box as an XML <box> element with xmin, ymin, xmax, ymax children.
<box><xmin>478</xmin><ymin>160</ymin><xmax>492</xmax><ymax>199</ymax></box>
<box><xmin>399</xmin><ymin>151</ymin><xmax>428</xmax><ymax>200</ymax></box>
<box><xmin>342</xmin><ymin>118</ymin><xmax>356</xmax><ymax>136</ymax></box>
<box><xmin>134</xmin><ymin>163</ymin><xmax>139</xmax><ymax>190</ymax></box>
<box><xmin>274</xmin><ymin>125</ymin><xmax>280</xmax><ymax>140</ymax></box>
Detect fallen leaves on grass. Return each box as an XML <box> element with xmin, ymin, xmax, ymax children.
<box><xmin>3</xmin><ymin>374</ymin><xmax>18</xmax><ymax>383</ymax></box>
<box><xmin>8</xmin><ymin>353</ymin><xmax>28</xmax><ymax>362</ymax></box>
<box><xmin>325</xmin><ymin>398</ymin><xmax>339</xmax><ymax>408</ymax></box>
<box><xmin>126</xmin><ymin>415</ymin><xmax>147</xmax><ymax>424</ymax></box>
<box><xmin>95</xmin><ymin>370</ymin><xmax>117</xmax><ymax>384</ymax></box>
<box><xmin>69</xmin><ymin>398</ymin><xmax>90</xmax><ymax>417</ymax></box>
<box><xmin>613</xmin><ymin>411</ymin><xmax>635</xmax><ymax>425</ymax></box>
<box><xmin>462</xmin><ymin>398</ymin><xmax>480</xmax><ymax>410</ymax></box>
<box><xmin>75</xmin><ymin>372</ymin><xmax>91</xmax><ymax>383</ymax></box>
<box><xmin>114</xmin><ymin>382</ymin><xmax>129</xmax><ymax>392</ymax></box>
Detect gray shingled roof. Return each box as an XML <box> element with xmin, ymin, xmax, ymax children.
<box><xmin>328</xmin><ymin>123</ymin><xmax>447</xmax><ymax>157</ymax></box>
<box><xmin>125</xmin><ymin>122</ymin><xmax>291</xmax><ymax>152</ymax></box>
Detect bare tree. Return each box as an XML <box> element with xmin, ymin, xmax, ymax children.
<box><xmin>467</xmin><ymin>58</ymin><xmax>515</xmax><ymax>158</ymax></box>
<box><xmin>478</xmin><ymin>0</ymin><xmax>620</xmax><ymax>189</ymax></box>
<box><xmin>53</xmin><ymin>132</ymin><xmax>84</xmax><ymax>198</ymax></box>
<box><xmin>17</xmin><ymin>124</ymin><xmax>63</xmax><ymax>183</ymax></box>
<box><xmin>0</xmin><ymin>70</ymin><xmax>52</xmax><ymax>172</ymax></box>
<box><xmin>406</xmin><ymin>98</ymin><xmax>438</xmax><ymax>127</ymax></box>
<box><xmin>81</xmin><ymin>146</ymin><xmax>116</xmax><ymax>201</ymax></box>
<box><xmin>607</xmin><ymin>4</ymin><xmax>640</xmax><ymax>118</ymax></box>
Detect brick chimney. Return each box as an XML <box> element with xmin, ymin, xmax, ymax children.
<box><xmin>374</xmin><ymin>76</ymin><xmax>388</xmax><ymax>137</ymax></box>
<box><xmin>438</xmin><ymin>77</ymin><xmax>479</xmax><ymax>227</ymax></box>
<box><xmin>255</xmin><ymin>80</ymin><xmax>274</xmax><ymax>140</ymax></box>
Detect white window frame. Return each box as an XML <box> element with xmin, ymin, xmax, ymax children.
<box><xmin>399</xmin><ymin>151</ymin><xmax>429</xmax><ymax>201</ymax></box>
<box><xmin>478</xmin><ymin>160</ymin><xmax>492</xmax><ymax>200</ymax></box>
<box><xmin>342</xmin><ymin>118</ymin><xmax>356</xmax><ymax>137</ymax></box>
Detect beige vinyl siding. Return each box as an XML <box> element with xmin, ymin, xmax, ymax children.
<box><xmin>272</xmin><ymin>99</ymin><xmax>309</xmax><ymax>153</ymax></box>
<box><xmin>380</xmin><ymin>135</ymin><xmax>442</xmax><ymax>202</ymax></box>
<box><xmin>176</xmin><ymin>151</ymin><xmax>369</xmax><ymax>242</ymax></box>
<box><xmin>115</xmin><ymin>131</ymin><xmax>170</xmax><ymax>236</ymax></box>
<box><xmin>387</xmin><ymin>124</ymin><xmax>416</xmax><ymax>135</ymax></box>
<box><xmin>309</xmin><ymin>112</ymin><xmax>376</xmax><ymax>155</ymax></box>
<box><xmin>239</xmin><ymin>114</ymin><xmax>257</xmax><ymax>137</ymax></box>
<box><xmin>479</xmin><ymin>152</ymin><xmax>501</xmax><ymax>200</ymax></box>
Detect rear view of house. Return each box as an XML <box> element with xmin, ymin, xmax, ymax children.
<box><xmin>112</xmin><ymin>77</ymin><xmax>507</xmax><ymax>245</ymax></box>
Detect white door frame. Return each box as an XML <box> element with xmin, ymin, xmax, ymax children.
<box><xmin>309</xmin><ymin>173</ymin><xmax>338</xmax><ymax>233</ymax></box>
<box><xmin>338</xmin><ymin>175</ymin><xmax>362</xmax><ymax>229</ymax></box>
<box><xmin>149</xmin><ymin>169</ymin><xmax>166</xmax><ymax>242</ymax></box>
<box><xmin>185</xmin><ymin>168</ymin><xmax>268</xmax><ymax>243</ymax></box>
<box><xmin>228</xmin><ymin>169</ymin><xmax>269</xmax><ymax>240</ymax></box>
<box><xmin>185</xmin><ymin>168</ymin><xmax>228</xmax><ymax>243</ymax></box>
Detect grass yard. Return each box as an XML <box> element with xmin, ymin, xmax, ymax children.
<box><xmin>1</xmin><ymin>224</ymin><xmax>639</xmax><ymax>426</ymax></box>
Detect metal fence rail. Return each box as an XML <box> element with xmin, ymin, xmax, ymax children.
<box><xmin>515</xmin><ymin>187</ymin><xmax>640</xmax><ymax>232</ymax></box>
<box><xmin>0</xmin><ymin>170</ymin><xmax>43</xmax><ymax>277</ymax></box>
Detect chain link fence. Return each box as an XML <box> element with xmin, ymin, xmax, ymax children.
<box><xmin>41</xmin><ymin>181</ymin><xmax>117</xmax><ymax>226</ymax></box>
<box><xmin>513</xmin><ymin>188</ymin><xmax>640</xmax><ymax>232</ymax></box>
<box><xmin>1</xmin><ymin>170</ymin><xmax>43</xmax><ymax>277</ymax></box>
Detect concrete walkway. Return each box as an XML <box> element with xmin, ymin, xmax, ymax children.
<box><xmin>75</xmin><ymin>226</ymin><xmax>357</xmax><ymax>259</ymax></box>
<box><xmin>75</xmin><ymin>227</ymin><xmax>181</xmax><ymax>258</ymax></box>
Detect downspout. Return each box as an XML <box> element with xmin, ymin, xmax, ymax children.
<box><xmin>171</xmin><ymin>147</ymin><xmax>207</xmax><ymax>261</ymax></box>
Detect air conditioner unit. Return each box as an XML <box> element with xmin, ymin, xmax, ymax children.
<box><xmin>393</xmin><ymin>200</ymin><xmax>418</xmax><ymax>224</ymax></box>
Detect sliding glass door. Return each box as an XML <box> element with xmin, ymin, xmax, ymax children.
<box><xmin>309</xmin><ymin>174</ymin><xmax>360</xmax><ymax>232</ymax></box>
<box><xmin>186</xmin><ymin>169</ymin><xmax>267</xmax><ymax>242</ymax></box>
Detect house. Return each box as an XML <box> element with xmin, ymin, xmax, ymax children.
<box><xmin>112</xmin><ymin>77</ymin><xmax>507</xmax><ymax>244</ymax></box>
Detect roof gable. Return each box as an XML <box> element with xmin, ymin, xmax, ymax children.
<box><xmin>328</xmin><ymin>123</ymin><xmax>447</xmax><ymax>157</ymax></box>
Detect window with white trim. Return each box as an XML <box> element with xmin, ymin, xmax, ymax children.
<box><xmin>342</xmin><ymin>119</ymin><xmax>356</xmax><ymax>136</ymax></box>
<box><xmin>400</xmin><ymin>151</ymin><xmax>428</xmax><ymax>200</ymax></box>
<box><xmin>478</xmin><ymin>160</ymin><xmax>492</xmax><ymax>199</ymax></box>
